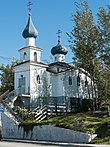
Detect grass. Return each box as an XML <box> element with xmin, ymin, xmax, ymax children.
<box><xmin>19</xmin><ymin>111</ymin><xmax>110</xmax><ymax>144</ymax></box>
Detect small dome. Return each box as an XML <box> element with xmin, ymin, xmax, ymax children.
<box><xmin>22</xmin><ymin>15</ymin><xmax>38</xmax><ymax>39</ymax></box>
<box><xmin>51</xmin><ymin>43</ymin><xmax>68</xmax><ymax>55</ymax></box>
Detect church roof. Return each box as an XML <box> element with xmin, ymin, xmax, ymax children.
<box><xmin>22</xmin><ymin>15</ymin><xmax>38</xmax><ymax>39</ymax></box>
<box><xmin>14</xmin><ymin>60</ymin><xmax>47</xmax><ymax>68</ymax></box>
<box><xmin>51</xmin><ymin>43</ymin><xmax>68</xmax><ymax>55</ymax></box>
<box><xmin>48</xmin><ymin>62</ymin><xmax>72</xmax><ymax>68</ymax></box>
<box><xmin>47</xmin><ymin>62</ymin><xmax>73</xmax><ymax>73</ymax></box>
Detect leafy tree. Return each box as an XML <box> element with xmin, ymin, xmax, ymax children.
<box><xmin>97</xmin><ymin>5</ymin><xmax>110</xmax><ymax>67</ymax></box>
<box><xmin>67</xmin><ymin>1</ymin><xmax>104</xmax><ymax>110</ymax></box>
<box><xmin>0</xmin><ymin>64</ymin><xmax>14</xmax><ymax>94</ymax></box>
<box><xmin>97</xmin><ymin>5</ymin><xmax>110</xmax><ymax>103</ymax></box>
<box><xmin>67</xmin><ymin>1</ymin><xmax>101</xmax><ymax>77</ymax></box>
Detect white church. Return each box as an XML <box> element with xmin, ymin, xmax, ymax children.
<box><xmin>14</xmin><ymin>9</ymin><xmax>97</xmax><ymax>113</ymax></box>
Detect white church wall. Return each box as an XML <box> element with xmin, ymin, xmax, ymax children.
<box><xmin>19</xmin><ymin>47</ymin><xmax>30</xmax><ymax>61</ymax></box>
<box><xmin>54</xmin><ymin>54</ymin><xmax>65</xmax><ymax>62</ymax></box>
<box><xmin>51</xmin><ymin>70</ymin><xmax>78</xmax><ymax>98</ymax></box>
<box><xmin>50</xmin><ymin>74</ymin><xmax>64</xmax><ymax>97</ymax></box>
<box><xmin>19</xmin><ymin>46</ymin><xmax>41</xmax><ymax>63</ymax></box>
<box><xmin>43</xmin><ymin>71</ymin><xmax>52</xmax><ymax>96</ymax></box>
<box><xmin>57</xmin><ymin>74</ymin><xmax>65</xmax><ymax>96</ymax></box>
<box><xmin>26</xmin><ymin>38</ymin><xmax>35</xmax><ymax>46</ymax></box>
<box><xmin>30</xmin><ymin>65</ymin><xmax>46</xmax><ymax>96</ymax></box>
<box><xmin>77</xmin><ymin>73</ymin><xmax>85</xmax><ymax>100</ymax></box>
<box><xmin>77</xmin><ymin>70</ymin><xmax>93</xmax><ymax>100</ymax></box>
<box><xmin>62</xmin><ymin>70</ymin><xmax>78</xmax><ymax>98</ymax></box>
<box><xmin>30</xmin><ymin>66</ymin><xmax>38</xmax><ymax>97</ymax></box>
<box><xmin>29</xmin><ymin>64</ymin><xmax>48</xmax><ymax>107</ymax></box>
<box><xmin>61</xmin><ymin>68</ymin><xmax>94</xmax><ymax>101</ymax></box>
<box><xmin>14</xmin><ymin>63</ymin><xmax>30</xmax><ymax>95</ymax></box>
<box><xmin>29</xmin><ymin>47</ymin><xmax>41</xmax><ymax>62</ymax></box>
<box><xmin>48</xmin><ymin>68</ymin><xmax>92</xmax><ymax>99</ymax></box>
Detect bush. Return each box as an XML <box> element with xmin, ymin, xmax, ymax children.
<box><xmin>14</xmin><ymin>106</ymin><xmax>32</xmax><ymax>121</ymax></box>
<box><xmin>82</xmin><ymin>99</ymin><xmax>93</xmax><ymax>112</ymax></box>
<box><xmin>96</xmin><ymin>122</ymin><xmax>110</xmax><ymax>138</ymax></box>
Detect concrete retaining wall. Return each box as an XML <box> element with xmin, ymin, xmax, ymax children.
<box><xmin>1</xmin><ymin>113</ymin><xmax>96</xmax><ymax>143</ymax></box>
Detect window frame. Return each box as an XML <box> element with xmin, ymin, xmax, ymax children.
<box><xmin>68</xmin><ymin>76</ymin><xmax>72</xmax><ymax>85</ymax></box>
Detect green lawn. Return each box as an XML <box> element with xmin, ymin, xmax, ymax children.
<box><xmin>19</xmin><ymin>111</ymin><xmax>110</xmax><ymax>144</ymax></box>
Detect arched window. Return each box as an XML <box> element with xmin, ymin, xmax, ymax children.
<box><xmin>57</xmin><ymin>68</ymin><xmax>59</xmax><ymax>72</ymax></box>
<box><xmin>23</xmin><ymin>52</ymin><xmax>27</xmax><ymax>61</ymax></box>
<box><xmin>37</xmin><ymin>75</ymin><xmax>40</xmax><ymax>84</ymax></box>
<box><xmin>68</xmin><ymin>76</ymin><xmax>72</xmax><ymax>85</ymax></box>
<box><xmin>61</xmin><ymin>56</ymin><xmax>64</xmax><ymax>62</ymax></box>
<box><xmin>55</xmin><ymin>56</ymin><xmax>57</xmax><ymax>61</ymax></box>
<box><xmin>34</xmin><ymin>52</ymin><xmax>37</xmax><ymax>62</ymax></box>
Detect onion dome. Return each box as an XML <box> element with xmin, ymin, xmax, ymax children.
<box><xmin>51</xmin><ymin>42</ymin><xmax>68</xmax><ymax>55</ymax></box>
<box><xmin>22</xmin><ymin>15</ymin><xmax>38</xmax><ymax>39</ymax></box>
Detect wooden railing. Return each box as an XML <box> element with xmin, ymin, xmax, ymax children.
<box><xmin>0</xmin><ymin>90</ymin><xmax>67</xmax><ymax>122</ymax></box>
<box><xmin>31</xmin><ymin>104</ymin><xmax>66</xmax><ymax>121</ymax></box>
<box><xmin>0</xmin><ymin>90</ymin><xmax>10</xmax><ymax>102</ymax></box>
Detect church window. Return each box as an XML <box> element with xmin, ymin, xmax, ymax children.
<box><xmin>18</xmin><ymin>77</ymin><xmax>26</xmax><ymax>94</ymax></box>
<box><xmin>85</xmin><ymin>79</ymin><xmax>88</xmax><ymax>87</ymax></box>
<box><xmin>19</xmin><ymin>77</ymin><xmax>25</xmax><ymax>86</ymax></box>
<box><xmin>61</xmin><ymin>56</ymin><xmax>64</xmax><ymax>62</ymax></box>
<box><xmin>37</xmin><ymin>75</ymin><xmax>40</xmax><ymax>84</ymax></box>
<box><xmin>23</xmin><ymin>52</ymin><xmax>27</xmax><ymax>61</ymax></box>
<box><xmin>55</xmin><ymin>56</ymin><xmax>57</xmax><ymax>61</ymax></box>
<box><xmin>34</xmin><ymin>52</ymin><xmax>37</xmax><ymax>62</ymax></box>
<box><xmin>68</xmin><ymin>76</ymin><xmax>72</xmax><ymax>85</ymax></box>
<box><xmin>57</xmin><ymin>68</ymin><xmax>59</xmax><ymax>72</ymax></box>
<box><xmin>77</xmin><ymin>74</ymin><xmax>80</xmax><ymax>86</ymax></box>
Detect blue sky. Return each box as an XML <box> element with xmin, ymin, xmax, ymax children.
<box><xmin>0</xmin><ymin>0</ymin><xmax>109</xmax><ymax>65</ymax></box>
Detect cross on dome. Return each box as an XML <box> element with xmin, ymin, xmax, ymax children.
<box><xmin>51</xmin><ymin>29</ymin><xmax>68</xmax><ymax>56</ymax></box>
<box><xmin>22</xmin><ymin>0</ymin><xmax>38</xmax><ymax>40</ymax></box>
<box><xmin>27</xmin><ymin>0</ymin><xmax>33</xmax><ymax>15</ymax></box>
<box><xmin>56</xmin><ymin>29</ymin><xmax>62</xmax><ymax>43</ymax></box>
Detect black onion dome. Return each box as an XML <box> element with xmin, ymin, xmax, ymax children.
<box><xmin>51</xmin><ymin>43</ymin><xmax>68</xmax><ymax>55</ymax></box>
<box><xmin>22</xmin><ymin>15</ymin><xmax>38</xmax><ymax>39</ymax></box>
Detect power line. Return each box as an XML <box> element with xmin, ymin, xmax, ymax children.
<box><xmin>0</xmin><ymin>55</ymin><xmax>12</xmax><ymax>61</ymax></box>
<box><xmin>0</xmin><ymin>55</ymin><xmax>19</xmax><ymax>65</ymax></box>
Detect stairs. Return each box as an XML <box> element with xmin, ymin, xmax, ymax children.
<box><xmin>0</xmin><ymin>90</ymin><xmax>23</xmax><ymax>124</ymax></box>
<box><xmin>2</xmin><ymin>101</ymin><xmax>23</xmax><ymax>123</ymax></box>
<box><xmin>0</xmin><ymin>90</ymin><xmax>67</xmax><ymax>122</ymax></box>
<box><xmin>2</xmin><ymin>90</ymin><xmax>18</xmax><ymax>107</ymax></box>
<box><xmin>33</xmin><ymin>105</ymin><xmax>47</xmax><ymax>121</ymax></box>
<box><xmin>0</xmin><ymin>90</ymin><xmax>10</xmax><ymax>101</ymax></box>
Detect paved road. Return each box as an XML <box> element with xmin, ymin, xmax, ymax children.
<box><xmin>0</xmin><ymin>141</ymin><xmax>110</xmax><ymax>147</ymax></box>
<box><xmin>0</xmin><ymin>141</ymin><xmax>58</xmax><ymax>147</ymax></box>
